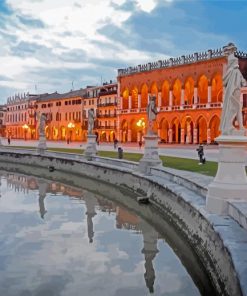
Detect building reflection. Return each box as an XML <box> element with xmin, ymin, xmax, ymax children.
<box><xmin>4</xmin><ymin>172</ymin><xmax>160</xmax><ymax>294</ymax></box>
<box><xmin>116</xmin><ymin>206</ymin><xmax>159</xmax><ymax>293</ymax></box>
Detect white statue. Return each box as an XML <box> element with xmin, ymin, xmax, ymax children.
<box><xmin>220</xmin><ymin>51</ymin><xmax>247</xmax><ymax>135</ymax></box>
<box><xmin>88</xmin><ymin>109</ymin><xmax>95</xmax><ymax>135</ymax></box>
<box><xmin>39</xmin><ymin>113</ymin><xmax>46</xmax><ymax>136</ymax></box>
<box><xmin>147</xmin><ymin>95</ymin><xmax>158</xmax><ymax>134</ymax></box>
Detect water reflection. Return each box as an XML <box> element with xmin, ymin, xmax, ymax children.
<box><xmin>0</xmin><ymin>170</ymin><xmax>213</xmax><ymax>296</ymax></box>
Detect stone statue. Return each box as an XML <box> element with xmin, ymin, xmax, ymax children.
<box><xmin>39</xmin><ymin>113</ymin><xmax>46</xmax><ymax>136</ymax></box>
<box><xmin>147</xmin><ymin>95</ymin><xmax>158</xmax><ymax>134</ymax></box>
<box><xmin>220</xmin><ymin>50</ymin><xmax>247</xmax><ymax>135</ymax></box>
<box><xmin>88</xmin><ymin>108</ymin><xmax>95</xmax><ymax>135</ymax></box>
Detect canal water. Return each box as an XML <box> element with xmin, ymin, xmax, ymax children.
<box><xmin>0</xmin><ymin>170</ymin><xmax>215</xmax><ymax>296</ymax></box>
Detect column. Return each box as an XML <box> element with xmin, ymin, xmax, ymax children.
<box><xmin>180</xmin><ymin>128</ymin><xmax>185</xmax><ymax>144</ymax></box>
<box><xmin>207</xmin><ymin>128</ymin><xmax>211</xmax><ymax>144</ymax></box>
<box><xmin>120</xmin><ymin>96</ymin><xmax>123</xmax><ymax>109</ymax></box>
<box><xmin>157</xmin><ymin>128</ymin><xmax>161</xmax><ymax>138</ymax></box>
<box><xmin>119</xmin><ymin>129</ymin><xmax>122</xmax><ymax>142</ymax></box>
<box><xmin>207</xmin><ymin>85</ymin><xmax>212</xmax><ymax>103</ymax></box>
<box><xmin>127</xmin><ymin>129</ymin><xmax>132</xmax><ymax>142</ymax></box>
<box><xmin>181</xmin><ymin>88</ymin><xmax>184</xmax><ymax>106</ymax></box>
<box><xmin>186</xmin><ymin>124</ymin><xmax>191</xmax><ymax>144</ymax></box>
<box><xmin>169</xmin><ymin>90</ymin><xmax>173</xmax><ymax>107</ymax></box>
<box><xmin>138</xmin><ymin>94</ymin><xmax>141</xmax><ymax>109</ymax></box>
<box><xmin>193</xmin><ymin>128</ymin><xmax>198</xmax><ymax>144</ymax></box>
<box><xmin>128</xmin><ymin>96</ymin><xmax>132</xmax><ymax>110</ymax></box>
<box><xmin>194</xmin><ymin>87</ymin><xmax>198</xmax><ymax>104</ymax></box>
<box><xmin>157</xmin><ymin>92</ymin><xmax>162</xmax><ymax>107</ymax></box>
<box><xmin>168</xmin><ymin>128</ymin><xmax>173</xmax><ymax>143</ymax></box>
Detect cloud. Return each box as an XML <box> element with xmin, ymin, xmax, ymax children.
<box><xmin>0</xmin><ymin>0</ymin><xmax>246</xmax><ymax>102</ymax></box>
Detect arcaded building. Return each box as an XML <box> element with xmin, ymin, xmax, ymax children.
<box><xmin>117</xmin><ymin>45</ymin><xmax>247</xmax><ymax>144</ymax></box>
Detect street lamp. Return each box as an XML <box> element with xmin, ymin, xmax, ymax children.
<box><xmin>67</xmin><ymin>122</ymin><xmax>75</xmax><ymax>142</ymax></box>
<box><xmin>22</xmin><ymin>124</ymin><xmax>29</xmax><ymax>141</ymax></box>
<box><xmin>136</xmin><ymin>118</ymin><xmax>146</xmax><ymax>142</ymax></box>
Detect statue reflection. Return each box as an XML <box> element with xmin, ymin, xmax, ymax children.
<box><xmin>140</xmin><ymin>219</ymin><xmax>159</xmax><ymax>294</ymax></box>
<box><xmin>83</xmin><ymin>191</ymin><xmax>98</xmax><ymax>243</ymax></box>
<box><xmin>38</xmin><ymin>180</ymin><xmax>48</xmax><ymax>219</ymax></box>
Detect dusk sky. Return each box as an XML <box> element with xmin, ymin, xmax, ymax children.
<box><xmin>0</xmin><ymin>0</ymin><xmax>246</xmax><ymax>103</ymax></box>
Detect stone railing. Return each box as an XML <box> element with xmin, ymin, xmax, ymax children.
<box><xmin>118</xmin><ymin>46</ymin><xmax>246</xmax><ymax>77</ymax></box>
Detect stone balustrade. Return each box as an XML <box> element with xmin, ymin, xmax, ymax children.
<box><xmin>118</xmin><ymin>46</ymin><xmax>246</xmax><ymax>77</ymax></box>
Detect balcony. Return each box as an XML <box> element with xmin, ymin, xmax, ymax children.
<box><xmin>97</xmin><ymin>114</ymin><xmax>116</xmax><ymax>118</ymax></box>
<box><xmin>97</xmin><ymin>102</ymin><xmax>117</xmax><ymax>107</ymax></box>
<box><xmin>97</xmin><ymin>125</ymin><xmax>116</xmax><ymax>130</ymax></box>
<box><xmin>98</xmin><ymin>90</ymin><xmax>117</xmax><ymax>96</ymax></box>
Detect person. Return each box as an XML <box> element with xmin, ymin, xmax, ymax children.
<box><xmin>220</xmin><ymin>45</ymin><xmax>247</xmax><ymax>135</ymax></box>
<box><xmin>88</xmin><ymin>109</ymin><xmax>95</xmax><ymax>135</ymax></box>
<box><xmin>139</xmin><ymin>140</ymin><xmax>142</xmax><ymax>149</ymax></box>
<box><xmin>196</xmin><ymin>144</ymin><xmax>205</xmax><ymax>165</ymax></box>
<box><xmin>8</xmin><ymin>136</ymin><xmax>11</xmax><ymax>145</ymax></box>
<box><xmin>113</xmin><ymin>139</ymin><xmax>118</xmax><ymax>149</ymax></box>
<box><xmin>147</xmin><ymin>95</ymin><xmax>158</xmax><ymax>134</ymax></box>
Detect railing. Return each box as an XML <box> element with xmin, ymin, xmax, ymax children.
<box><xmin>97</xmin><ymin>102</ymin><xmax>117</xmax><ymax>107</ymax></box>
<box><xmin>97</xmin><ymin>114</ymin><xmax>116</xmax><ymax>118</ymax></box>
<box><xmin>117</xmin><ymin>46</ymin><xmax>247</xmax><ymax>77</ymax></box>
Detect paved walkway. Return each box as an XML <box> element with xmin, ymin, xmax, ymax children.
<box><xmin>2</xmin><ymin>138</ymin><xmax>246</xmax><ymax>162</ymax></box>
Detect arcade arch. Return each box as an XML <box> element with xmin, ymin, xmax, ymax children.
<box><xmin>196</xmin><ymin>116</ymin><xmax>207</xmax><ymax>144</ymax></box>
<box><xmin>161</xmin><ymin>81</ymin><xmax>169</xmax><ymax>106</ymax></box>
<box><xmin>198</xmin><ymin>75</ymin><xmax>208</xmax><ymax>104</ymax></box>
<box><xmin>159</xmin><ymin>118</ymin><xmax>169</xmax><ymax>143</ymax></box>
<box><xmin>122</xmin><ymin>88</ymin><xmax>129</xmax><ymax>109</ymax></box>
<box><xmin>173</xmin><ymin>79</ymin><xmax>182</xmax><ymax>106</ymax></box>
<box><xmin>211</xmin><ymin>73</ymin><xmax>223</xmax><ymax>102</ymax></box>
<box><xmin>131</xmin><ymin>87</ymin><xmax>138</xmax><ymax>109</ymax></box>
<box><xmin>141</xmin><ymin>84</ymin><xmax>148</xmax><ymax>108</ymax></box>
<box><xmin>150</xmin><ymin>82</ymin><xmax>158</xmax><ymax>99</ymax></box>
<box><xmin>171</xmin><ymin>117</ymin><xmax>181</xmax><ymax>143</ymax></box>
<box><xmin>209</xmin><ymin>115</ymin><xmax>220</xmax><ymax>142</ymax></box>
<box><xmin>184</xmin><ymin>77</ymin><xmax>194</xmax><ymax>105</ymax></box>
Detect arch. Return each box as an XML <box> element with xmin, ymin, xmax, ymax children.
<box><xmin>130</xmin><ymin>118</ymin><xmax>138</xmax><ymax>142</ymax></box>
<box><xmin>172</xmin><ymin>79</ymin><xmax>181</xmax><ymax>106</ymax></box>
<box><xmin>159</xmin><ymin>117</ymin><xmax>169</xmax><ymax>143</ymax></box>
<box><xmin>198</xmin><ymin>75</ymin><xmax>208</xmax><ymax>104</ymax></box>
<box><xmin>121</xmin><ymin>119</ymin><xmax>128</xmax><ymax>143</ymax></box>
<box><xmin>60</xmin><ymin>126</ymin><xmax>66</xmax><ymax>140</ymax></box>
<box><xmin>209</xmin><ymin>115</ymin><xmax>220</xmax><ymax>142</ymax></box>
<box><xmin>161</xmin><ymin>81</ymin><xmax>169</xmax><ymax>106</ymax></box>
<box><xmin>184</xmin><ymin>77</ymin><xmax>194</xmax><ymax>105</ymax></box>
<box><xmin>181</xmin><ymin>115</ymin><xmax>194</xmax><ymax>144</ymax></box>
<box><xmin>211</xmin><ymin>73</ymin><xmax>223</xmax><ymax>103</ymax></box>
<box><xmin>131</xmin><ymin>86</ymin><xmax>138</xmax><ymax>109</ymax></box>
<box><xmin>171</xmin><ymin>117</ymin><xmax>181</xmax><ymax>143</ymax></box>
<box><xmin>150</xmin><ymin>82</ymin><xmax>158</xmax><ymax>99</ymax></box>
<box><xmin>141</xmin><ymin>83</ymin><xmax>148</xmax><ymax>108</ymax></box>
<box><xmin>122</xmin><ymin>88</ymin><xmax>129</xmax><ymax>109</ymax></box>
<box><xmin>196</xmin><ymin>115</ymin><xmax>207</xmax><ymax>144</ymax></box>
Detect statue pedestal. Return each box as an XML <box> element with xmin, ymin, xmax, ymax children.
<box><xmin>84</xmin><ymin>135</ymin><xmax>97</xmax><ymax>157</ymax></box>
<box><xmin>206</xmin><ymin>135</ymin><xmax>247</xmax><ymax>215</ymax></box>
<box><xmin>37</xmin><ymin>135</ymin><xmax>47</xmax><ymax>155</ymax></box>
<box><xmin>138</xmin><ymin>133</ymin><xmax>162</xmax><ymax>174</ymax></box>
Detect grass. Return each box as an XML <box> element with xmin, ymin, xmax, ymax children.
<box><xmin>8</xmin><ymin>145</ymin><xmax>218</xmax><ymax>177</ymax></box>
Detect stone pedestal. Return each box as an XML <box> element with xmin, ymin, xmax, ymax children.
<box><xmin>206</xmin><ymin>135</ymin><xmax>247</xmax><ymax>215</ymax></box>
<box><xmin>37</xmin><ymin>135</ymin><xmax>47</xmax><ymax>155</ymax></box>
<box><xmin>84</xmin><ymin>134</ymin><xmax>97</xmax><ymax>157</ymax></box>
<box><xmin>138</xmin><ymin>133</ymin><xmax>162</xmax><ymax>174</ymax></box>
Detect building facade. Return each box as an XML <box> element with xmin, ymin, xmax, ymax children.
<box><xmin>117</xmin><ymin>45</ymin><xmax>247</xmax><ymax>144</ymax></box>
<box><xmin>4</xmin><ymin>44</ymin><xmax>247</xmax><ymax>144</ymax></box>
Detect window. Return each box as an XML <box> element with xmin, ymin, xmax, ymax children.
<box><xmin>65</xmin><ymin>113</ymin><xmax>67</xmax><ymax>120</ymax></box>
<box><xmin>243</xmin><ymin>94</ymin><xmax>247</xmax><ymax>108</ymax></box>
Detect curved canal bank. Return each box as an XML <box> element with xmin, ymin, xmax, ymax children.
<box><xmin>0</xmin><ymin>148</ymin><xmax>246</xmax><ymax>296</ymax></box>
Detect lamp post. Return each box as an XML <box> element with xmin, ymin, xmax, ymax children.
<box><xmin>67</xmin><ymin>122</ymin><xmax>75</xmax><ymax>142</ymax></box>
<box><xmin>22</xmin><ymin>124</ymin><xmax>29</xmax><ymax>141</ymax></box>
<box><xmin>137</xmin><ymin>118</ymin><xmax>146</xmax><ymax>142</ymax></box>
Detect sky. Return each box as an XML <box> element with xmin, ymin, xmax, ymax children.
<box><xmin>0</xmin><ymin>0</ymin><xmax>247</xmax><ymax>103</ymax></box>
